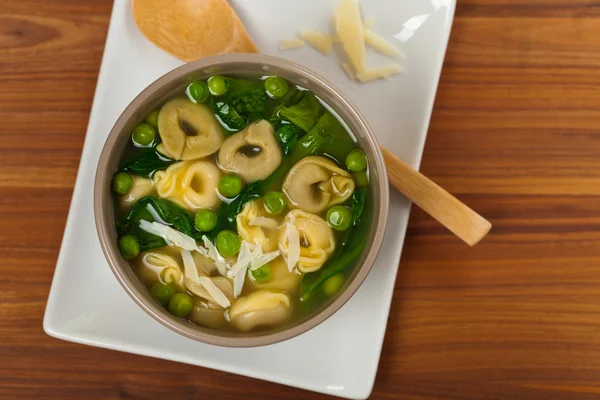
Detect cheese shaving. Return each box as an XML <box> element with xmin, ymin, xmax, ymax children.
<box><xmin>279</xmin><ymin>38</ymin><xmax>305</xmax><ymax>50</ymax></box>
<box><xmin>341</xmin><ymin>62</ymin><xmax>356</xmax><ymax>80</ymax></box>
<box><xmin>180</xmin><ymin>249</ymin><xmax>199</xmax><ymax>282</ymax></box>
<box><xmin>356</xmin><ymin>65</ymin><xmax>403</xmax><ymax>82</ymax></box>
<box><xmin>232</xmin><ymin>241</ymin><xmax>254</xmax><ymax>298</ymax></box>
<box><xmin>283</xmin><ymin>222</ymin><xmax>301</xmax><ymax>273</ymax></box>
<box><xmin>335</xmin><ymin>0</ymin><xmax>366</xmax><ymax>73</ymax></box>
<box><xmin>364</xmin><ymin>29</ymin><xmax>404</xmax><ymax>60</ymax></box>
<box><xmin>198</xmin><ymin>276</ymin><xmax>230</xmax><ymax>308</ymax></box>
<box><xmin>139</xmin><ymin>220</ymin><xmax>201</xmax><ymax>253</ymax></box>
<box><xmin>299</xmin><ymin>30</ymin><xmax>335</xmax><ymax>55</ymax></box>
<box><xmin>146</xmin><ymin>204</ymin><xmax>169</xmax><ymax>225</ymax></box>
<box><xmin>248</xmin><ymin>216</ymin><xmax>279</xmax><ymax>230</ymax></box>
<box><xmin>227</xmin><ymin>241</ymin><xmax>255</xmax><ymax>278</ymax></box>
<box><xmin>250</xmin><ymin>250</ymin><xmax>280</xmax><ymax>271</ymax></box>
<box><xmin>202</xmin><ymin>236</ymin><xmax>230</xmax><ymax>276</ymax></box>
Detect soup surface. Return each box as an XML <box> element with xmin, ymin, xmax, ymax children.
<box><xmin>112</xmin><ymin>74</ymin><xmax>370</xmax><ymax>332</ymax></box>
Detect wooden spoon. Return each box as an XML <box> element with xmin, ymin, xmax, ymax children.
<box><xmin>380</xmin><ymin>146</ymin><xmax>492</xmax><ymax>246</ymax></box>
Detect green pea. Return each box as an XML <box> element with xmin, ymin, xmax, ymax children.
<box><xmin>265</xmin><ymin>76</ymin><xmax>289</xmax><ymax>99</ymax></box>
<box><xmin>263</xmin><ymin>191</ymin><xmax>286</xmax><ymax>215</ymax></box>
<box><xmin>216</xmin><ymin>230</ymin><xmax>241</xmax><ymax>258</ymax></box>
<box><xmin>118</xmin><ymin>235</ymin><xmax>140</xmax><ymax>260</ymax></box>
<box><xmin>132</xmin><ymin>123</ymin><xmax>156</xmax><ymax>147</ymax></box>
<box><xmin>326</xmin><ymin>206</ymin><xmax>353</xmax><ymax>231</ymax></box>
<box><xmin>323</xmin><ymin>273</ymin><xmax>345</xmax><ymax>297</ymax></box>
<box><xmin>218</xmin><ymin>174</ymin><xmax>243</xmax><ymax>198</ymax></box>
<box><xmin>250</xmin><ymin>264</ymin><xmax>272</xmax><ymax>283</ymax></box>
<box><xmin>150</xmin><ymin>282</ymin><xmax>177</xmax><ymax>306</ymax></box>
<box><xmin>352</xmin><ymin>171</ymin><xmax>369</xmax><ymax>187</ymax></box>
<box><xmin>346</xmin><ymin>149</ymin><xmax>368</xmax><ymax>172</ymax></box>
<box><xmin>111</xmin><ymin>172</ymin><xmax>133</xmax><ymax>194</ymax></box>
<box><xmin>208</xmin><ymin>75</ymin><xmax>228</xmax><ymax>96</ymax></box>
<box><xmin>168</xmin><ymin>292</ymin><xmax>194</xmax><ymax>317</ymax></box>
<box><xmin>145</xmin><ymin>110</ymin><xmax>160</xmax><ymax>130</ymax></box>
<box><xmin>194</xmin><ymin>209</ymin><xmax>218</xmax><ymax>232</ymax></box>
<box><xmin>186</xmin><ymin>81</ymin><xmax>209</xmax><ymax>104</ymax></box>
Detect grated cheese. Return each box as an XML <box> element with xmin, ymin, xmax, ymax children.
<box><xmin>146</xmin><ymin>204</ymin><xmax>170</xmax><ymax>225</ymax></box>
<box><xmin>248</xmin><ymin>216</ymin><xmax>279</xmax><ymax>230</ymax></box>
<box><xmin>282</xmin><ymin>222</ymin><xmax>301</xmax><ymax>273</ymax></box>
<box><xmin>227</xmin><ymin>241</ymin><xmax>255</xmax><ymax>278</ymax></box>
<box><xmin>299</xmin><ymin>30</ymin><xmax>335</xmax><ymax>55</ymax></box>
<box><xmin>341</xmin><ymin>62</ymin><xmax>356</xmax><ymax>80</ymax></box>
<box><xmin>356</xmin><ymin>65</ymin><xmax>403</xmax><ymax>82</ymax></box>
<box><xmin>139</xmin><ymin>220</ymin><xmax>201</xmax><ymax>253</ymax></box>
<box><xmin>279</xmin><ymin>38</ymin><xmax>306</xmax><ymax>50</ymax></box>
<box><xmin>334</xmin><ymin>0</ymin><xmax>366</xmax><ymax>73</ymax></box>
<box><xmin>180</xmin><ymin>249</ymin><xmax>199</xmax><ymax>282</ymax></box>
<box><xmin>231</xmin><ymin>241</ymin><xmax>254</xmax><ymax>298</ymax></box>
<box><xmin>198</xmin><ymin>276</ymin><xmax>231</xmax><ymax>308</ymax></box>
<box><xmin>250</xmin><ymin>250</ymin><xmax>280</xmax><ymax>271</ymax></box>
<box><xmin>364</xmin><ymin>29</ymin><xmax>404</xmax><ymax>60</ymax></box>
<box><xmin>202</xmin><ymin>236</ymin><xmax>230</xmax><ymax>276</ymax></box>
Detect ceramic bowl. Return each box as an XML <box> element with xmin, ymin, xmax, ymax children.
<box><xmin>94</xmin><ymin>54</ymin><xmax>389</xmax><ymax>347</ymax></box>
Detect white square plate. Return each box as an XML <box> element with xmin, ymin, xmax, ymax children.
<box><xmin>44</xmin><ymin>0</ymin><xmax>455</xmax><ymax>398</ymax></box>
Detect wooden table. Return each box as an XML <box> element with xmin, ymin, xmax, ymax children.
<box><xmin>2</xmin><ymin>1</ymin><xmax>600</xmax><ymax>399</ymax></box>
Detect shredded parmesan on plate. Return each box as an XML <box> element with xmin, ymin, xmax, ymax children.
<box><xmin>341</xmin><ymin>62</ymin><xmax>356</xmax><ymax>80</ymax></box>
<box><xmin>364</xmin><ymin>29</ymin><xmax>404</xmax><ymax>60</ymax></box>
<box><xmin>202</xmin><ymin>236</ymin><xmax>230</xmax><ymax>276</ymax></box>
<box><xmin>248</xmin><ymin>217</ymin><xmax>279</xmax><ymax>230</ymax></box>
<box><xmin>299</xmin><ymin>30</ymin><xmax>335</xmax><ymax>55</ymax></box>
<box><xmin>279</xmin><ymin>38</ymin><xmax>306</xmax><ymax>50</ymax></box>
<box><xmin>198</xmin><ymin>276</ymin><xmax>230</xmax><ymax>308</ymax></box>
<box><xmin>335</xmin><ymin>0</ymin><xmax>367</xmax><ymax>73</ymax></box>
<box><xmin>227</xmin><ymin>241</ymin><xmax>255</xmax><ymax>278</ymax></box>
<box><xmin>356</xmin><ymin>65</ymin><xmax>403</xmax><ymax>82</ymax></box>
<box><xmin>231</xmin><ymin>242</ymin><xmax>253</xmax><ymax>298</ymax></box>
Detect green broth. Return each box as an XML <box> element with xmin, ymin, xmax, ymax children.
<box><xmin>112</xmin><ymin>73</ymin><xmax>371</xmax><ymax>333</ymax></box>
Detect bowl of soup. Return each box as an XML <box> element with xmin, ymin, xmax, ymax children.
<box><xmin>94</xmin><ymin>54</ymin><xmax>389</xmax><ymax>347</ymax></box>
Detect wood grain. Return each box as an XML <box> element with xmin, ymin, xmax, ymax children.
<box><xmin>381</xmin><ymin>146</ymin><xmax>491</xmax><ymax>246</ymax></box>
<box><xmin>1</xmin><ymin>0</ymin><xmax>600</xmax><ymax>399</ymax></box>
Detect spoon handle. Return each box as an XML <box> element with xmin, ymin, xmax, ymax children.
<box><xmin>380</xmin><ymin>146</ymin><xmax>492</xmax><ymax>246</ymax></box>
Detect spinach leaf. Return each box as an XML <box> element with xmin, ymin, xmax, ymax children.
<box><xmin>272</xmin><ymin>87</ymin><xmax>305</xmax><ymax>117</ymax></box>
<box><xmin>279</xmin><ymin>92</ymin><xmax>322</xmax><ymax>132</ymax></box>
<box><xmin>301</xmin><ymin>189</ymin><xmax>369</xmax><ymax>299</ymax></box>
<box><xmin>300</xmin><ymin>111</ymin><xmax>355</xmax><ymax>162</ymax></box>
<box><xmin>210</xmin><ymin>80</ymin><xmax>268</xmax><ymax>133</ymax></box>
<box><xmin>275</xmin><ymin>123</ymin><xmax>302</xmax><ymax>155</ymax></box>
<box><xmin>117</xmin><ymin>196</ymin><xmax>216</xmax><ymax>251</ymax></box>
<box><xmin>121</xmin><ymin>148</ymin><xmax>176</xmax><ymax>178</ymax></box>
<box><xmin>218</xmin><ymin>182</ymin><xmax>262</xmax><ymax>229</ymax></box>
<box><xmin>211</xmin><ymin>98</ymin><xmax>246</xmax><ymax>132</ymax></box>
<box><xmin>351</xmin><ymin>188</ymin><xmax>367</xmax><ymax>226</ymax></box>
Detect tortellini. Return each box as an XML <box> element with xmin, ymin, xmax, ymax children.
<box><xmin>153</xmin><ymin>160</ymin><xmax>221</xmax><ymax>211</ymax></box>
<box><xmin>156</xmin><ymin>98</ymin><xmax>224</xmax><ymax>160</ymax></box>
<box><xmin>228</xmin><ymin>290</ymin><xmax>292</xmax><ymax>331</ymax></box>
<box><xmin>236</xmin><ymin>199</ymin><xmax>281</xmax><ymax>252</ymax></box>
<box><xmin>279</xmin><ymin>210</ymin><xmax>335</xmax><ymax>273</ymax></box>
<box><xmin>120</xmin><ymin>176</ymin><xmax>155</xmax><ymax>210</ymax></box>
<box><xmin>246</xmin><ymin>257</ymin><xmax>301</xmax><ymax>294</ymax></box>
<box><xmin>283</xmin><ymin>156</ymin><xmax>355</xmax><ymax>214</ymax></box>
<box><xmin>136</xmin><ymin>250</ymin><xmax>184</xmax><ymax>289</ymax></box>
<box><xmin>189</xmin><ymin>298</ymin><xmax>228</xmax><ymax>329</ymax></box>
<box><xmin>186</xmin><ymin>276</ymin><xmax>234</xmax><ymax>305</ymax></box>
<box><xmin>218</xmin><ymin>120</ymin><xmax>282</xmax><ymax>183</ymax></box>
